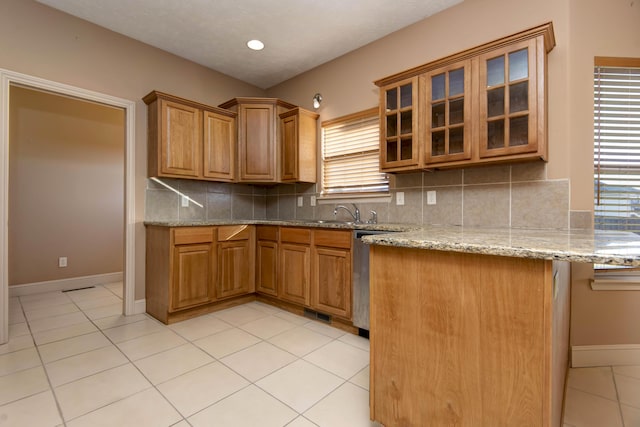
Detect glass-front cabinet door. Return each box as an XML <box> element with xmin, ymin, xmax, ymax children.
<box><xmin>479</xmin><ymin>38</ymin><xmax>539</xmax><ymax>158</ymax></box>
<box><xmin>424</xmin><ymin>61</ymin><xmax>472</xmax><ymax>165</ymax></box>
<box><xmin>380</xmin><ymin>76</ymin><xmax>420</xmax><ymax>171</ymax></box>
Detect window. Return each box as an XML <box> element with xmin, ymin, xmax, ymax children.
<box><xmin>593</xmin><ymin>57</ymin><xmax>640</xmax><ymax>275</ymax></box>
<box><xmin>594</xmin><ymin>58</ymin><xmax>640</xmax><ymax>234</ymax></box>
<box><xmin>321</xmin><ymin>107</ymin><xmax>388</xmax><ymax>196</ymax></box>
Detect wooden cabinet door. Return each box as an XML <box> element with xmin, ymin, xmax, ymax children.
<box><xmin>238</xmin><ymin>103</ymin><xmax>276</xmax><ymax>182</ymax></box>
<box><xmin>478</xmin><ymin>38</ymin><xmax>540</xmax><ymax>158</ymax></box>
<box><xmin>216</xmin><ymin>225</ymin><xmax>255</xmax><ymax>300</ymax></box>
<box><xmin>279</xmin><ymin>243</ymin><xmax>310</xmax><ymax>306</ymax></box>
<box><xmin>280</xmin><ymin>113</ymin><xmax>298</xmax><ymax>182</ymax></box>
<box><xmin>171</xmin><ymin>242</ymin><xmax>215</xmax><ymax>311</ymax></box>
<box><xmin>312</xmin><ymin>246</ymin><xmax>352</xmax><ymax>319</ymax></box>
<box><xmin>380</xmin><ymin>76</ymin><xmax>421</xmax><ymax>172</ymax></box>
<box><xmin>217</xmin><ymin>239</ymin><xmax>253</xmax><ymax>299</ymax></box>
<box><xmin>424</xmin><ymin>60</ymin><xmax>473</xmax><ymax>165</ymax></box>
<box><xmin>257</xmin><ymin>240</ymin><xmax>278</xmax><ymax>296</ymax></box>
<box><xmin>160</xmin><ymin>99</ymin><xmax>202</xmax><ymax>177</ymax></box>
<box><xmin>203</xmin><ymin>109</ymin><xmax>235</xmax><ymax>182</ymax></box>
<box><xmin>280</xmin><ymin>108</ymin><xmax>318</xmax><ymax>183</ymax></box>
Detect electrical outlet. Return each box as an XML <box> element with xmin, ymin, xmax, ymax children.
<box><xmin>310</xmin><ymin>196</ymin><xmax>316</xmax><ymax>207</ymax></box>
<box><xmin>297</xmin><ymin>196</ymin><xmax>303</xmax><ymax>207</ymax></box>
<box><xmin>427</xmin><ymin>190</ymin><xmax>437</xmax><ymax>205</ymax></box>
<box><xmin>396</xmin><ymin>191</ymin><xmax>405</xmax><ymax>205</ymax></box>
<box><xmin>58</xmin><ymin>257</ymin><xmax>67</xmax><ymax>268</ymax></box>
<box><xmin>181</xmin><ymin>195</ymin><xmax>189</xmax><ymax>207</ymax></box>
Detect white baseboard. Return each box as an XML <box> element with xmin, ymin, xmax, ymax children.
<box><xmin>9</xmin><ymin>272</ymin><xmax>123</xmax><ymax>297</ymax></box>
<box><xmin>572</xmin><ymin>344</ymin><xmax>640</xmax><ymax>367</ymax></box>
<box><xmin>133</xmin><ymin>299</ymin><xmax>146</xmax><ymax>315</ymax></box>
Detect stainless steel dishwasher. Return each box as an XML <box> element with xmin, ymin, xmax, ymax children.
<box><xmin>352</xmin><ymin>229</ymin><xmax>389</xmax><ymax>333</ymax></box>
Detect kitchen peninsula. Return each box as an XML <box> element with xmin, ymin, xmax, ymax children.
<box><xmin>145</xmin><ymin>219</ymin><xmax>640</xmax><ymax>426</ymax></box>
<box><xmin>363</xmin><ymin>226</ymin><xmax>640</xmax><ymax>427</ymax></box>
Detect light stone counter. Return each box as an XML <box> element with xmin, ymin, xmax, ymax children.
<box><xmin>143</xmin><ymin>219</ymin><xmax>415</xmax><ymax>232</ymax></box>
<box><xmin>361</xmin><ymin>225</ymin><xmax>640</xmax><ymax>267</ymax></box>
<box><xmin>144</xmin><ymin>220</ymin><xmax>640</xmax><ymax>266</ymax></box>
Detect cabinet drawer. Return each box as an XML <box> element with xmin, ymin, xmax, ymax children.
<box><xmin>257</xmin><ymin>226</ymin><xmax>279</xmax><ymax>241</ymax></box>
<box><xmin>172</xmin><ymin>227</ymin><xmax>215</xmax><ymax>245</ymax></box>
<box><xmin>281</xmin><ymin>227</ymin><xmax>311</xmax><ymax>244</ymax></box>
<box><xmin>314</xmin><ymin>229</ymin><xmax>352</xmax><ymax>249</ymax></box>
<box><xmin>218</xmin><ymin>225</ymin><xmax>253</xmax><ymax>241</ymax></box>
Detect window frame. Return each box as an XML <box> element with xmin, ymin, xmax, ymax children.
<box><xmin>593</xmin><ymin>56</ymin><xmax>640</xmax><ymax>277</ymax></box>
<box><xmin>320</xmin><ymin>107</ymin><xmax>389</xmax><ymax>198</ymax></box>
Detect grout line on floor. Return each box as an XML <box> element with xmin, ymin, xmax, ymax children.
<box><xmin>72</xmin><ymin>286</ymin><xmax>190</xmax><ymax>425</ymax></box>
<box><xmin>611</xmin><ymin>366</ymin><xmax>627</xmax><ymax>427</ymax></box>
<box><xmin>16</xmin><ymin>295</ymin><xmax>69</xmax><ymax>427</ymax></box>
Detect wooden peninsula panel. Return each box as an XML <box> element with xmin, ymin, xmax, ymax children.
<box><xmin>369</xmin><ymin>245</ymin><xmax>570</xmax><ymax>427</ymax></box>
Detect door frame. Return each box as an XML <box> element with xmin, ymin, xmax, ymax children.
<box><xmin>0</xmin><ymin>69</ymin><xmax>136</xmax><ymax>344</ymax></box>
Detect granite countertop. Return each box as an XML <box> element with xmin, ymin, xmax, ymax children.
<box><xmin>144</xmin><ymin>219</ymin><xmax>416</xmax><ymax>232</ymax></box>
<box><xmin>143</xmin><ymin>220</ymin><xmax>640</xmax><ymax>266</ymax></box>
<box><xmin>361</xmin><ymin>225</ymin><xmax>640</xmax><ymax>267</ymax></box>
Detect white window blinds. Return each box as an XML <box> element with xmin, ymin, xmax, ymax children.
<box><xmin>594</xmin><ymin>60</ymin><xmax>640</xmax><ymax>233</ymax></box>
<box><xmin>321</xmin><ymin>108</ymin><xmax>388</xmax><ymax>195</ymax></box>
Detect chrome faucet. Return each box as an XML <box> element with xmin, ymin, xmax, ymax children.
<box><xmin>334</xmin><ymin>203</ymin><xmax>360</xmax><ymax>223</ymax></box>
<box><xmin>367</xmin><ymin>210</ymin><xmax>378</xmax><ymax>224</ymax></box>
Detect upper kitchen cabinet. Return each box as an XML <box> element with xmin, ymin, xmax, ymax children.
<box><xmin>478</xmin><ymin>38</ymin><xmax>542</xmax><ymax>159</ymax></box>
<box><xmin>203</xmin><ymin>109</ymin><xmax>236</xmax><ymax>181</ymax></box>
<box><xmin>379</xmin><ymin>76</ymin><xmax>421</xmax><ymax>171</ymax></box>
<box><xmin>374</xmin><ymin>22</ymin><xmax>555</xmax><ymax>171</ymax></box>
<box><xmin>219</xmin><ymin>97</ymin><xmax>299</xmax><ymax>183</ymax></box>
<box><xmin>279</xmin><ymin>107</ymin><xmax>319</xmax><ymax>183</ymax></box>
<box><xmin>424</xmin><ymin>60</ymin><xmax>472</xmax><ymax>164</ymax></box>
<box><xmin>144</xmin><ymin>91</ymin><xmax>237</xmax><ymax>182</ymax></box>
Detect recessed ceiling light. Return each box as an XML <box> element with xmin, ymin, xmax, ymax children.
<box><xmin>247</xmin><ymin>39</ymin><xmax>264</xmax><ymax>51</ymax></box>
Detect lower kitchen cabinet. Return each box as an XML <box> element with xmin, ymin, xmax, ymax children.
<box><xmin>171</xmin><ymin>239</ymin><xmax>216</xmax><ymax>310</ymax></box>
<box><xmin>278</xmin><ymin>227</ymin><xmax>311</xmax><ymax>306</ymax></box>
<box><xmin>145</xmin><ymin>225</ymin><xmax>256</xmax><ymax>324</ymax></box>
<box><xmin>312</xmin><ymin>229</ymin><xmax>352</xmax><ymax>320</ymax></box>
<box><xmin>256</xmin><ymin>226</ymin><xmax>279</xmax><ymax>297</ymax></box>
<box><xmin>272</xmin><ymin>227</ymin><xmax>354</xmax><ymax>321</ymax></box>
<box><xmin>146</xmin><ymin>224</ymin><xmax>354</xmax><ymax>325</ymax></box>
<box><xmin>146</xmin><ymin>226</ymin><xmax>217</xmax><ymax>323</ymax></box>
<box><xmin>217</xmin><ymin>225</ymin><xmax>255</xmax><ymax>299</ymax></box>
<box><xmin>369</xmin><ymin>245</ymin><xmax>570</xmax><ymax>427</ymax></box>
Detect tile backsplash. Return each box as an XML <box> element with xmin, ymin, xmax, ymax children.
<box><xmin>145</xmin><ymin>162</ymin><xmax>585</xmax><ymax>230</ymax></box>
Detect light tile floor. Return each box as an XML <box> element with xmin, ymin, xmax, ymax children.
<box><xmin>1</xmin><ymin>283</ymin><xmax>376</xmax><ymax>426</ymax></box>
<box><xmin>2</xmin><ymin>282</ymin><xmax>639</xmax><ymax>426</ymax></box>
<box><xmin>563</xmin><ymin>365</ymin><xmax>640</xmax><ymax>427</ymax></box>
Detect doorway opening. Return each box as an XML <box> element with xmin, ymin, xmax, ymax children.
<box><xmin>0</xmin><ymin>69</ymin><xmax>136</xmax><ymax>344</ymax></box>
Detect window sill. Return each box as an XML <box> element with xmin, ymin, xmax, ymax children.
<box><xmin>317</xmin><ymin>193</ymin><xmax>392</xmax><ymax>204</ymax></box>
<box><xmin>590</xmin><ymin>274</ymin><xmax>640</xmax><ymax>291</ymax></box>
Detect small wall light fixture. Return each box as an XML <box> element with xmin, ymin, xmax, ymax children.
<box><xmin>312</xmin><ymin>93</ymin><xmax>322</xmax><ymax>109</ymax></box>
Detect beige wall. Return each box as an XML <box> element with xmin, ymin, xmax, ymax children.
<box><xmin>9</xmin><ymin>86</ymin><xmax>124</xmax><ymax>285</ymax></box>
<box><xmin>267</xmin><ymin>0</ymin><xmax>640</xmax><ymax>347</ymax></box>
<box><xmin>567</xmin><ymin>0</ymin><xmax>640</xmax><ymax>346</ymax></box>
<box><xmin>4</xmin><ymin>0</ymin><xmax>640</xmax><ymax>346</ymax></box>
<box><xmin>1</xmin><ymin>0</ymin><xmax>265</xmax><ymax>298</ymax></box>
<box><xmin>267</xmin><ymin>0</ymin><xmax>570</xmax><ymax>180</ymax></box>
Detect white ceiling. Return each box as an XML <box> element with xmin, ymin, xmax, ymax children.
<box><xmin>36</xmin><ymin>0</ymin><xmax>462</xmax><ymax>89</ymax></box>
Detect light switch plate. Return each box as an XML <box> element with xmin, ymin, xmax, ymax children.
<box><xmin>297</xmin><ymin>196</ymin><xmax>303</xmax><ymax>207</ymax></box>
<box><xmin>310</xmin><ymin>196</ymin><xmax>316</xmax><ymax>207</ymax></box>
<box><xmin>58</xmin><ymin>257</ymin><xmax>67</xmax><ymax>268</ymax></box>
<box><xmin>396</xmin><ymin>191</ymin><xmax>405</xmax><ymax>205</ymax></box>
<box><xmin>427</xmin><ymin>190</ymin><xmax>437</xmax><ymax>205</ymax></box>
<box><xmin>181</xmin><ymin>195</ymin><xmax>189</xmax><ymax>207</ymax></box>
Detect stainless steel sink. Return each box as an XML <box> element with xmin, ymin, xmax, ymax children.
<box><xmin>308</xmin><ymin>219</ymin><xmax>354</xmax><ymax>225</ymax></box>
